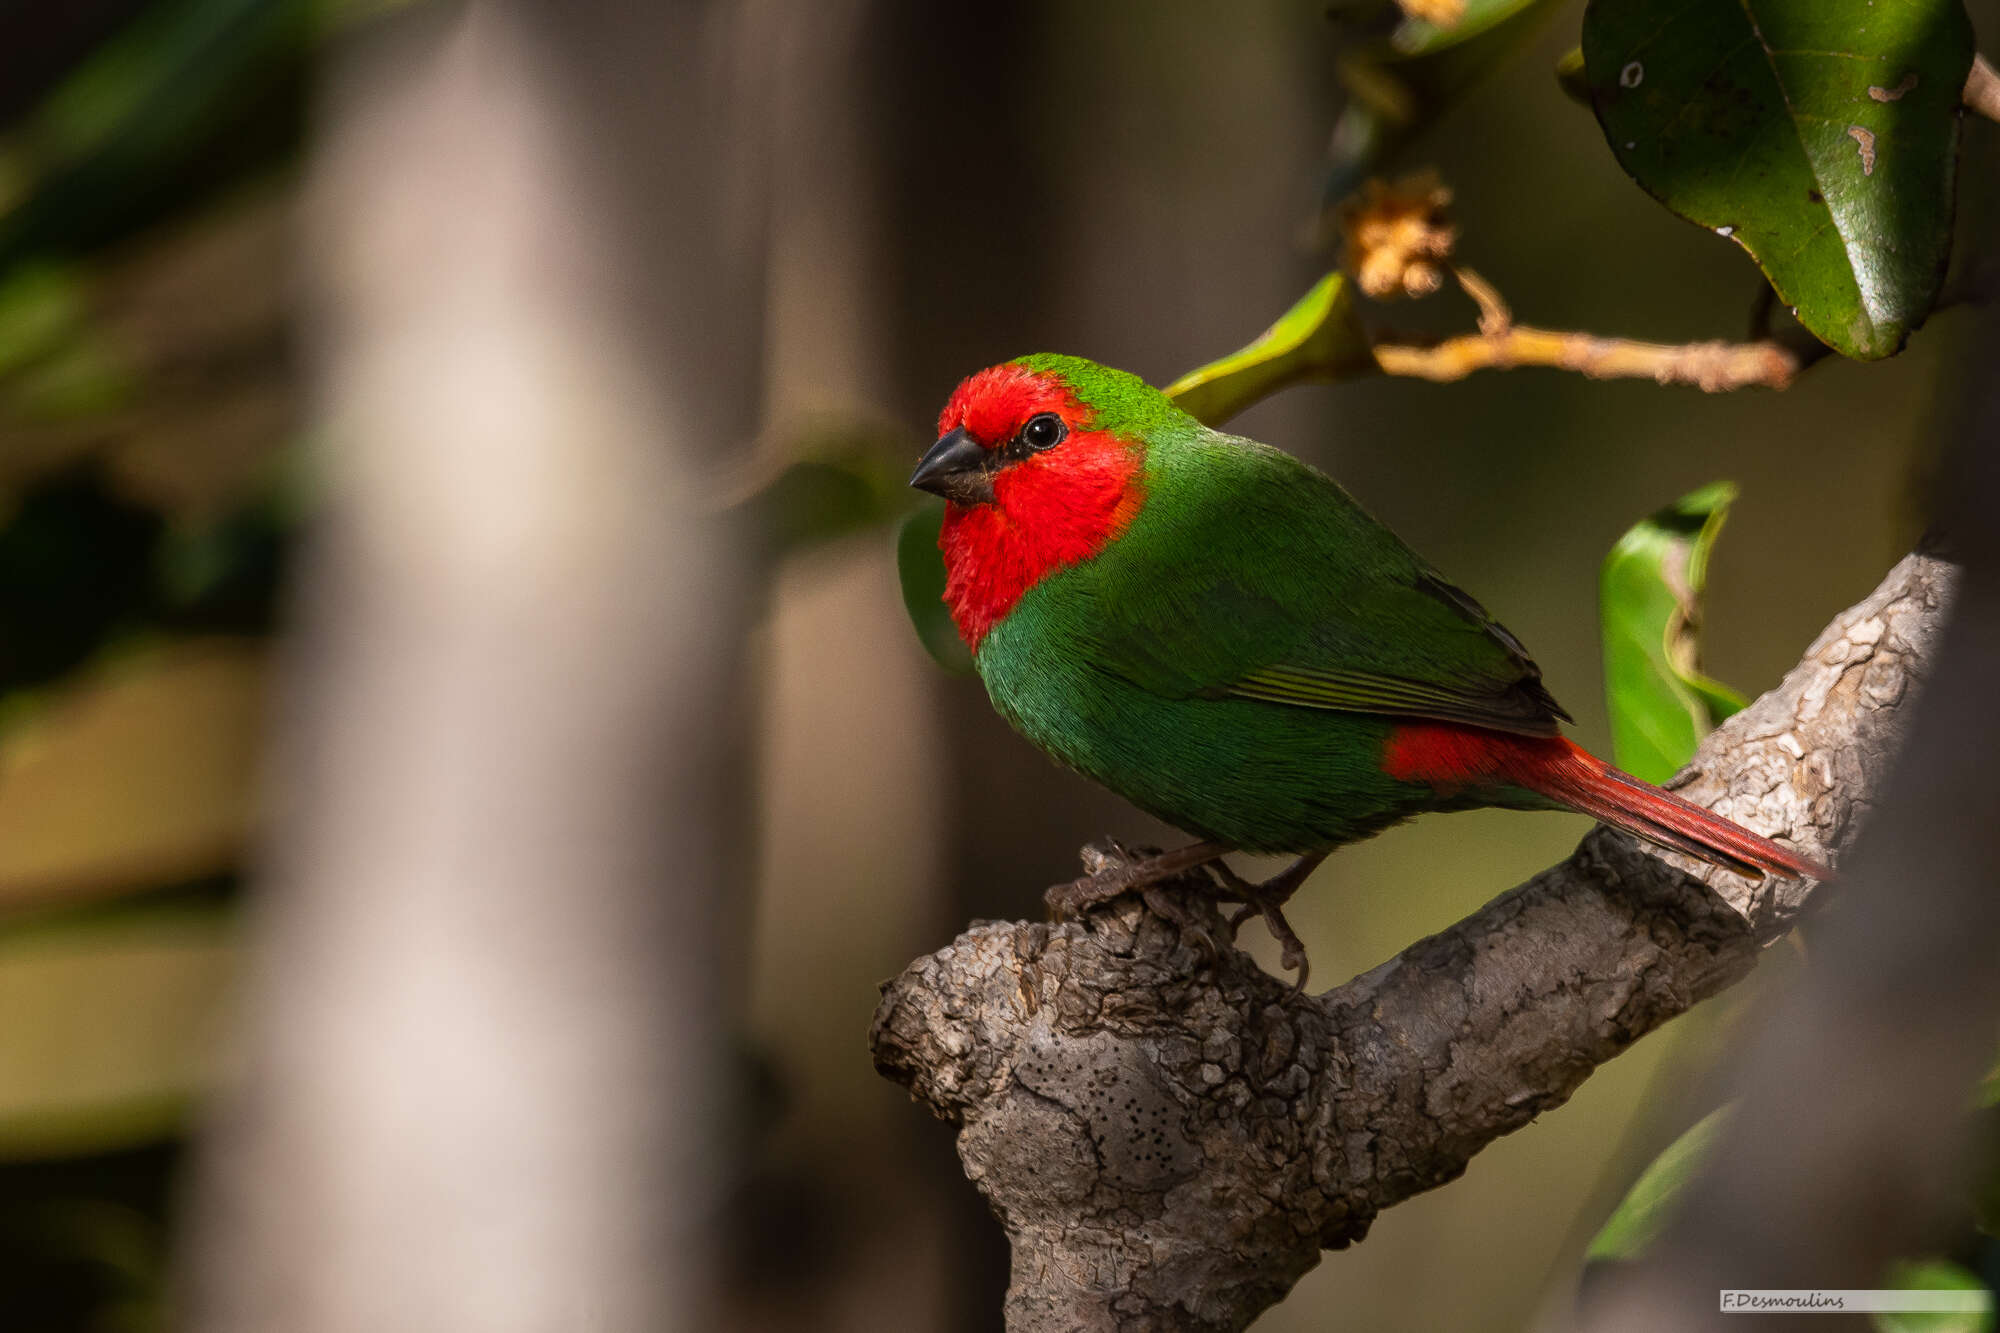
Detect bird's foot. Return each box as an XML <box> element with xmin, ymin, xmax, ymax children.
<box><xmin>1044</xmin><ymin>839</ymin><xmax>1231</xmax><ymax>920</ymax></box>
<box><xmin>1209</xmin><ymin>851</ymin><xmax>1330</xmax><ymax>992</ymax></box>
<box><xmin>1139</xmin><ymin>886</ymin><xmax>1221</xmax><ymax>962</ymax></box>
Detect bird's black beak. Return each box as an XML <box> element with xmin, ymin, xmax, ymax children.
<box><xmin>909</xmin><ymin>427</ymin><xmax>995</xmax><ymax>506</ymax></box>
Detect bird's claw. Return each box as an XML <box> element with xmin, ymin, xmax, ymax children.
<box><xmin>1047</xmin><ymin>841</ymin><xmax>1322</xmax><ymax>989</ymax></box>
<box><xmin>1206</xmin><ymin>855</ymin><xmax>1325</xmax><ymax>992</ymax></box>
<box><xmin>1140</xmin><ymin>886</ymin><xmax>1220</xmax><ymax>962</ymax></box>
<box><xmin>1044</xmin><ymin>840</ymin><xmax>1228</xmax><ymax>920</ymax></box>
<box><xmin>1046</xmin><ymin>841</ymin><xmax>1230</xmax><ymax>964</ymax></box>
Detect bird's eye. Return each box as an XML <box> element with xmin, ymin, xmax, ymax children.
<box><xmin>1020</xmin><ymin>413</ymin><xmax>1066</xmax><ymax>451</ymax></box>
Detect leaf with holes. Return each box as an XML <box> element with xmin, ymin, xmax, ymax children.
<box><xmin>1583</xmin><ymin>0</ymin><xmax>1974</xmax><ymax>359</ymax></box>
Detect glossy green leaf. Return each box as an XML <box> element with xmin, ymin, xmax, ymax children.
<box><xmin>0</xmin><ymin>906</ymin><xmax>234</xmax><ymax>1159</ymax></box>
<box><xmin>1161</xmin><ymin>273</ymin><xmax>1370</xmax><ymax>429</ymax></box>
<box><xmin>897</xmin><ymin>503</ymin><xmax>971</xmax><ymax>676</ymax></box>
<box><xmin>1600</xmin><ymin>481</ymin><xmax>1747</xmax><ymax>784</ymax></box>
<box><xmin>1874</xmin><ymin>1259</ymin><xmax>1994</xmax><ymax>1333</ymax></box>
<box><xmin>1582</xmin><ymin>0</ymin><xmax>1974</xmax><ymax>360</ymax></box>
<box><xmin>1588</xmin><ymin>1108</ymin><xmax>1727</xmax><ymax>1262</ymax></box>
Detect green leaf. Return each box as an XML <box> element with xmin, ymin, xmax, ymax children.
<box><xmin>1600</xmin><ymin>481</ymin><xmax>1747</xmax><ymax>784</ymax></box>
<box><xmin>0</xmin><ymin>0</ymin><xmax>313</xmax><ymax>269</ymax></box>
<box><xmin>1588</xmin><ymin>1107</ymin><xmax>1728</xmax><ymax>1262</ymax></box>
<box><xmin>1161</xmin><ymin>273</ymin><xmax>1370</xmax><ymax>429</ymax></box>
<box><xmin>1581</xmin><ymin>0</ymin><xmax>1974</xmax><ymax>360</ymax></box>
<box><xmin>1874</xmin><ymin>1259</ymin><xmax>1995</xmax><ymax>1333</ymax></box>
<box><xmin>1975</xmin><ymin>1066</ymin><xmax>2000</xmax><ymax>1237</ymax></box>
<box><xmin>897</xmin><ymin>503</ymin><xmax>971</xmax><ymax>676</ymax></box>
<box><xmin>0</xmin><ymin>905</ymin><xmax>234</xmax><ymax>1159</ymax></box>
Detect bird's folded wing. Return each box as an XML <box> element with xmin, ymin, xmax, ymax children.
<box><xmin>1072</xmin><ymin>433</ymin><xmax>1570</xmax><ymax>737</ymax></box>
<box><xmin>1225</xmin><ymin>661</ymin><xmax>1566</xmax><ymax>735</ymax></box>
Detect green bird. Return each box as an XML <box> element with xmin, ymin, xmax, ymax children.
<box><xmin>910</xmin><ymin>354</ymin><xmax>1827</xmax><ymax>983</ymax></box>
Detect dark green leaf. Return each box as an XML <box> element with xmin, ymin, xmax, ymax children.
<box><xmin>897</xmin><ymin>503</ymin><xmax>971</xmax><ymax>676</ymax></box>
<box><xmin>1588</xmin><ymin>1108</ymin><xmax>1728</xmax><ymax>1262</ymax></box>
<box><xmin>748</xmin><ymin>459</ymin><xmax>908</xmax><ymax>557</ymax></box>
<box><xmin>1600</xmin><ymin>481</ymin><xmax>1747</xmax><ymax>784</ymax></box>
<box><xmin>0</xmin><ymin>0</ymin><xmax>312</xmax><ymax>270</ymax></box>
<box><xmin>1162</xmin><ymin>273</ymin><xmax>1370</xmax><ymax>428</ymax></box>
<box><xmin>1582</xmin><ymin>0</ymin><xmax>1974</xmax><ymax>360</ymax></box>
<box><xmin>737</xmin><ymin>422</ymin><xmax>917</xmax><ymax>559</ymax></box>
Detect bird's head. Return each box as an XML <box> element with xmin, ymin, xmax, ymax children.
<box><xmin>913</xmin><ymin>355</ymin><xmax>1181</xmax><ymax>648</ymax></box>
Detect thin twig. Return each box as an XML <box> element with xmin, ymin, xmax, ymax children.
<box><xmin>1367</xmin><ymin>267</ymin><xmax>1805</xmax><ymax>392</ymax></box>
<box><xmin>1372</xmin><ymin>326</ymin><xmax>1803</xmax><ymax>391</ymax></box>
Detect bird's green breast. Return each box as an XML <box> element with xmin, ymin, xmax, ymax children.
<box><xmin>971</xmin><ymin>436</ymin><xmax>1442</xmax><ymax>853</ymax></box>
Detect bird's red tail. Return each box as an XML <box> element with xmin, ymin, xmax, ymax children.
<box><xmin>1383</xmin><ymin>723</ymin><xmax>1831</xmax><ymax>881</ymax></box>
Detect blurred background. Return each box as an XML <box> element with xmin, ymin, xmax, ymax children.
<box><xmin>0</xmin><ymin>1</ymin><xmax>1992</xmax><ymax>1330</ymax></box>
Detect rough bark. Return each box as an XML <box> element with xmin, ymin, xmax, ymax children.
<box><xmin>871</xmin><ymin>552</ymin><xmax>1954</xmax><ymax>1333</ymax></box>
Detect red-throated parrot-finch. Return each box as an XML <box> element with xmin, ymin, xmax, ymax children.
<box><xmin>910</xmin><ymin>354</ymin><xmax>1827</xmax><ymax>984</ymax></box>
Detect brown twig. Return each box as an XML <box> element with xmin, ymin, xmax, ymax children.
<box><xmin>1368</xmin><ymin>268</ymin><xmax>1807</xmax><ymax>392</ymax></box>
<box><xmin>873</xmin><ymin>554</ymin><xmax>1953</xmax><ymax>1332</ymax></box>
<box><xmin>1372</xmin><ymin>325</ymin><xmax>1805</xmax><ymax>391</ymax></box>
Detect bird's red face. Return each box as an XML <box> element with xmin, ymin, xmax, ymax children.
<box><xmin>913</xmin><ymin>362</ymin><xmax>1145</xmax><ymax>650</ymax></box>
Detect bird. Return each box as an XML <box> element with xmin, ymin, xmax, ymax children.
<box><xmin>910</xmin><ymin>353</ymin><xmax>1829</xmax><ymax>985</ymax></box>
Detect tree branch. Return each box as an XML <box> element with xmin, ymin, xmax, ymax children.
<box><xmin>1368</xmin><ymin>269</ymin><xmax>1819</xmax><ymax>391</ymax></box>
<box><xmin>871</xmin><ymin>552</ymin><xmax>1955</xmax><ymax>1333</ymax></box>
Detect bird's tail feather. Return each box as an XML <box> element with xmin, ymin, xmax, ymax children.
<box><xmin>1501</xmin><ymin>737</ymin><xmax>1830</xmax><ymax>881</ymax></box>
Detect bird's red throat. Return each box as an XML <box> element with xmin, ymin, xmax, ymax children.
<box><xmin>935</xmin><ymin>366</ymin><xmax>1146</xmax><ymax>651</ymax></box>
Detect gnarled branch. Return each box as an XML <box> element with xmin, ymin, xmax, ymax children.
<box><xmin>871</xmin><ymin>552</ymin><xmax>1954</xmax><ymax>1333</ymax></box>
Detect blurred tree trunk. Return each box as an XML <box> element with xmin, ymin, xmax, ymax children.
<box><xmin>181</xmin><ymin>3</ymin><xmax>764</xmax><ymax>1329</ymax></box>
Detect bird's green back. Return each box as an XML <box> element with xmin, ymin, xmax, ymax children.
<box><xmin>988</xmin><ymin>359</ymin><xmax>1567</xmax><ymax>737</ymax></box>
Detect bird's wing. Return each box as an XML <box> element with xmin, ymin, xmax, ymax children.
<box><xmin>1073</xmin><ymin>433</ymin><xmax>1571</xmax><ymax>738</ymax></box>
